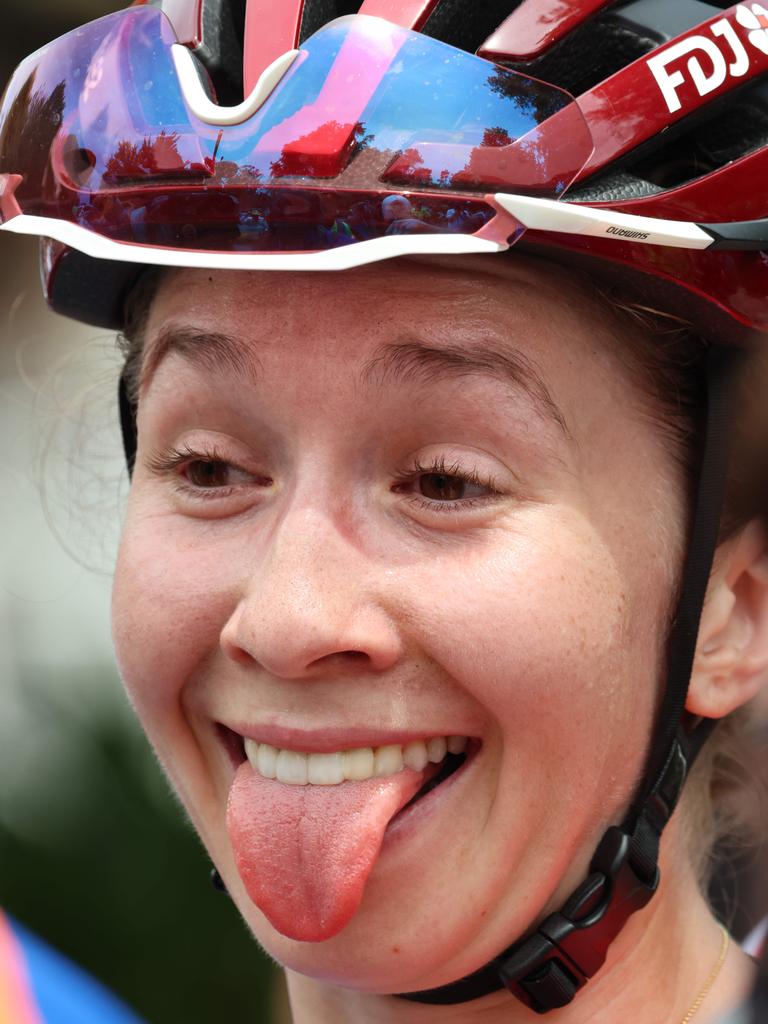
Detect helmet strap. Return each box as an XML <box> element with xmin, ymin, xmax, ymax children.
<box><xmin>400</xmin><ymin>346</ymin><xmax>739</xmax><ymax>1013</ymax></box>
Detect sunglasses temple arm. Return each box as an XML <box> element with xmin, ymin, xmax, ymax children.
<box><xmin>701</xmin><ymin>217</ymin><xmax>768</xmax><ymax>250</ymax></box>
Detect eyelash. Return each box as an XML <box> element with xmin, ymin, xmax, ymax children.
<box><xmin>393</xmin><ymin>456</ymin><xmax>502</xmax><ymax>513</ymax></box>
<box><xmin>146</xmin><ymin>446</ymin><xmax>503</xmax><ymax>511</ymax></box>
<box><xmin>146</xmin><ymin>444</ymin><xmax>254</xmax><ymax>502</ymax></box>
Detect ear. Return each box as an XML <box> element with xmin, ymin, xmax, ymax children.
<box><xmin>688</xmin><ymin>519</ymin><xmax>768</xmax><ymax>719</ymax></box>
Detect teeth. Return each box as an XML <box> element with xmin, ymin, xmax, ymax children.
<box><xmin>447</xmin><ymin>735</ymin><xmax>468</xmax><ymax>755</ymax></box>
<box><xmin>276</xmin><ymin>749</ymin><xmax>308</xmax><ymax>785</ymax></box>
<box><xmin>243</xmin><ymin>735</ymin><xmax>470</xmax><ymax>786</ymax></box>
<box><xmin>374</xmin><ymin>743</ymin><xmax>404</xmax><ymax>777</ymax></box>
<box><xmin>256</xmin><ymin>741</ymin><xmax>277</xmax><ymax>779</ymax></box>
<box><xmin>427</xmin><ymin>736</ymin><xmax>447</xmax><ymax>763</ymax></box>
<box><xmin>343</xmin><ymin>747</ymin><xmax>375</xmax><ymax>780</ymax></box>
<box><xmin>307</xmin><ymin>752</ymin><xmax>344</xmax><ymax>785</ymax></box>
<box><xmin>403</xmin><ymin>739</ymin><xmax>429</xmax><ymax>771</ymax></box>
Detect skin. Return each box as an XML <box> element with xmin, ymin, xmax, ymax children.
<box><xmin>112</xmin><ymin>256</ymin><xmax>763</xmax><ymax>1022</ymax></box>
<box><xmin>382</xmin><ymin>196</ymin><xmax>414</xmax><ymax>221</ymax></box>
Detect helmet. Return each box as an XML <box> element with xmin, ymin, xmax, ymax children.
<box><xmin>1</xmin><ymin>0</ymin><xmax>765</xmax><ymax>1014</ymax></box>
<box><xmin>2</xmin><ymin>0</ymin><xmax>768</xmax><ymax>338</ymax></box>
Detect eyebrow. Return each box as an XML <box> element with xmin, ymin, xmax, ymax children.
<box><xmin>363</xmin><ymin>338</ymin><xmax>571</xmax><ymax>437</ymax></box>
<box><xmin>139</xmin><ymin>326</ymin><xmax>263</xmax><ymax>393</ymax></box>
<box><xmin>141</xmin><ymin>326</ymin><xmax>570</xmax><ymax>437</ymax></box>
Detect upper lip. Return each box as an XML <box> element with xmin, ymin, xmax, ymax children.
<box><xmin>220</xmin><ymin>722</ymin><xmax>474</xmax><ymax>754</ymax></box>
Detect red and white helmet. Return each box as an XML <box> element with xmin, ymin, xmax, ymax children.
<box><xmin>1</xmin><ymin>0</ymin><xmax>766</xmax><ymax>1015</ymax></box>
<box><xmin>1</xmin><ymin>0</ymin><xmax>767</xmax><ymax>341</ymax></box>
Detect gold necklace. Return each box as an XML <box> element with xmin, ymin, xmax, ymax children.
<box><xmin>679</xmin><ymin>925</ymin><xmax>730</xmax><ymax>1024</ymax></box>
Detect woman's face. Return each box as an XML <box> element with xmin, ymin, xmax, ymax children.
<box><xmin>112</xmin><ymin>257</ymin><xmax>684</xmax><ymax>993</ymax></box>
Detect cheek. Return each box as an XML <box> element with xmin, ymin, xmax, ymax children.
<box><xmin>111</xmin><ymin>509</ymin><xmax>236</xmax><ymax>746</ymax></box>
<box><xmin>400</xmin><ymin>507</ymin><xmax>663</xmax><ymax>785</ymax></box>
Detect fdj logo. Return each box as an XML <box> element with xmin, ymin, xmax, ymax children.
<box><xmin>648</xmin><ymin>3</ymin><xmax>768</xmax><ymax>113</ymax></box>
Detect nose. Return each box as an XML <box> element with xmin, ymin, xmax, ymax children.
<box><xmin>219</xmin><ymin>506</ymin><xmax>403</xmax><ymax>680</ymax></box>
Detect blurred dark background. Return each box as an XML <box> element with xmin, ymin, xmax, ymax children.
<box><xmin>0</xmin><ymin>3</ymin><xmax>283</xmax><ymax>1021</ymax></box>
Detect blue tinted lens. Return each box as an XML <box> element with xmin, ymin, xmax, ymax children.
<box><xmin>0</xmin><ymin>7</ymin><xmax>591</xmax><ymax>253</ymax></box>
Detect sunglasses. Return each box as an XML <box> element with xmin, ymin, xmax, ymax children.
<box><xmin>0</xmin><ymin>6</ymin><xmax>594</xmax><ymax>269</ymax></box>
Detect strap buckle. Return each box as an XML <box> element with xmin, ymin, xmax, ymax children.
<box><xmin>498</xmin><ymin>825</ymin><xmax>659</xmax><ymax>1014</ymax></box>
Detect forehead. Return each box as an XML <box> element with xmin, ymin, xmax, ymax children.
<box><xmin>145</xmin><ymin>255</ymin><xmax>609</xmax><ymax>371</ymax></box>
<box><xmin>141</xmin><ymin>257</ymin><xmax>637</xmax><ymax>448</ymax></box>
<box><xmin>140</xmin><ymin>257</ymin><xmax>655</xmax><ymax>468</ymax></box>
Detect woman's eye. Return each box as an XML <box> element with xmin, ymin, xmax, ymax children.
<box><xmin>182</xmin><ymin>457</ymin><xmax>266</xmax><ymax>494</ymax></box>
<box><xmin>418</xmin><ymin>472</ymin><xmax>489</xmax><ymax>502</ymax></box>
<box><xmin>394</xmin><ymin>459</ymin><xmax>502</xmax><ymax>511</ymax></box>
<box><xmin>146</xmin><ymin>446</ymin><xmax>266</xmax><ymax>499</ymax></box>
<box><xmin>185</xmin><ymin>459</ymin><xmax>239</xmax><ymax>489</ymax></box>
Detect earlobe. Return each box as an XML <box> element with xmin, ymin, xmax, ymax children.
<box><xmin>687</xmin><ymin>520</ymin><xmax>768</xmax><ymax>719</ymax></box>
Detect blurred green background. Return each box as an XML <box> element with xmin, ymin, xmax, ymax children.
<box><xmin>0</xmin><ymin>3</ymin><xmax>284</xmax><ymax>1021</ymax></box>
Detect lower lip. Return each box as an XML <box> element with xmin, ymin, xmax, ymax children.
<box><xmin>384</xmin><ymin>742</ymin><xmax>480</xmax><ymax>846</ymax></box>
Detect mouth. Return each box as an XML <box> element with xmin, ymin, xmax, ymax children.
<box><xmin>217</xmin><ymin>724</ymin><xmax>477</xmax><ymax>816</ymax></box>
<box><xmin>397</xmin><ymin>747</ymin><xmax>469</xmax><ymax>815</ymax></box>
<box><xmin>221</xmin><ymin>725</ymin><xmax>481</xmax><ymax>941</ymax></box>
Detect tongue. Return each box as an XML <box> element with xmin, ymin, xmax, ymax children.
<box><xmin>226</xmin><ymin>762</ymin><xmax>430</xmax><ymax>942</ymax></box>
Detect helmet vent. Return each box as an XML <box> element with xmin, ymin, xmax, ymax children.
<box><xmin>571</xmin><ymin>79</ymin><xmax>768</xmax><ymax>202</ymax></box>
<box><xmin>420</xmin><ymin>0</ymin><xmax>525</xmax><ymax>53</ymax></box>
<box><xmin>567</xmin><ymin>172</ymin><xmax>663</xmax><ymax>204</ymax></box>
<box><xmin>299</xmin><ymin>1</ymin><xmax>361</xmax><ymax>42</ymax></box>
<box><xmin>500</xmin><ymin>12</ymin><xmax>659</xmax><ymax>97</ymax></box>
<box><xmin>197</xmin><ymin>0</ymin><xmax>247</xmax><ymax>105</ymax></box>
<box><xmin>629</xmin><ymin>81</ymin><xmax>768</xmax><ymax>190</ymax></box>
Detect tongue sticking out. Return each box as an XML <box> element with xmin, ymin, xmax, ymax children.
<box><xmin>226</xmin><ymin>761</ymin><xmax>431</xmax><ymax>942</ymax></box>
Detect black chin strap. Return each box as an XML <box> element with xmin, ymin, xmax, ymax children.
<box><xmin>400</xmin><ymin>347</ymin><xmax>737</xmax><ymax>1013</ymax></box>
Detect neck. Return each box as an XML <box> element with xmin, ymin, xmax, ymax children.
<box><xmin>285</xmin><ymin>834</ymin><xmax>755</xmax><ymax>1024</ymax></box>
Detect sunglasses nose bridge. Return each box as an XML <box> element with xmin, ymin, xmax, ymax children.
<box><xmin>172</xmin><ymin>44</ymin><xmax>300</xmax><ymax>127</ymax></box>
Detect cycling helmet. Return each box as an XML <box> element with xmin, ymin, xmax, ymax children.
<box><xmin>1</xmin><ymin>0</ymin><xmax>768</xmax><ymax>338</ymax></box>
<box><xmin>1</xmin><ymin>0</ymin><xmax>767</xmax><ymax>1014</ymax></box>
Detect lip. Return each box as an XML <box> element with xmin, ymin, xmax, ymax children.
<box><xmin>218</xmin><ymin>721</ymin><xmax>475</xmax><ymax>756</ymax></box>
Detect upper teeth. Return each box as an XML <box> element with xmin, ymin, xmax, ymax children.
<box><xmin>244</xmin><ymin>735</ymin><xmax>468</xmax><ymax>786</ymax></box>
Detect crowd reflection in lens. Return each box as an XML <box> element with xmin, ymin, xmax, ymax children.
<box><xmin>70</xmin><ymin>188</ymin><xmax>493</xmax><ymax>252</ymax></box>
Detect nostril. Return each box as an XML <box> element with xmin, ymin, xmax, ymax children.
<box><xmin>310</xmin><ymin>649</ymin><xmax>370</xmax><ymax>671</ymax></box>
<box><xmin>220</xmin><ymin>635</ymin><xmax>257</xmax><ymax>668</ymax></box>
<box><xmin>336</xmin><ymin>650</ymin><xmax>370</xmax><ymax>663</ymax></box>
